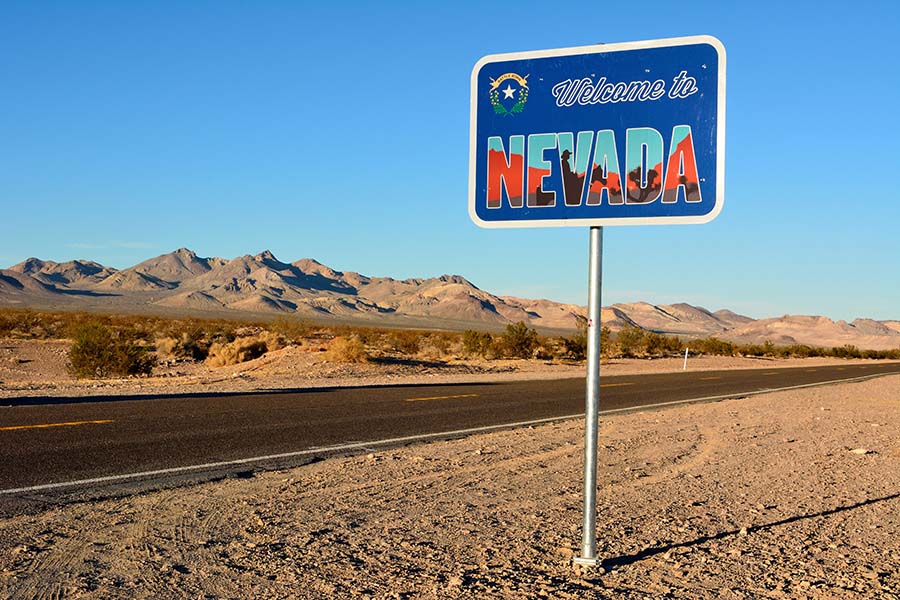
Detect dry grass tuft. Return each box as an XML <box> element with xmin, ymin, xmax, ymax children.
<box><xmin>155</xmin><ymin>336</ymin><xmax>180</xmax><ymax>360</ymax></box>
<box><xmin>205</xmin><ymin>332</ymin><xmax>286</xmax><ymax>367</ymax></box>
<box><xmin>325</xmin><ymin>336</ymin><xmax>369</xmax><ymax>363</ymax></box>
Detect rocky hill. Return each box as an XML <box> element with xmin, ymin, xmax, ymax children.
<box><xmin>2</xmin><ymin>249</ymin><xmax>899</xmax><ymax>349</ymax></box>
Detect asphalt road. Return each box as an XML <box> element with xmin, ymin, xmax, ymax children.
<box><xmin>2</xmin><ymin>362</ymin><xmax>899</xmax><ymax>506</ymax></box>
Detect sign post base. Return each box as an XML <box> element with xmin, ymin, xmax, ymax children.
<box><xmin>572</xmin><ymin>555</ymin><xmax>601</xmax><ymax>568</ymax></box>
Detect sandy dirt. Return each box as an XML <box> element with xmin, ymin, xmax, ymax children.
<box><xmin>2</xmin><ymin>337</ymin><xmax>896</xmax><ymax>400</ymax></box>
<box><xmin>2</xmin><ymin>375</ymin><xmax>899</xmax><ymax>598</ymax></box>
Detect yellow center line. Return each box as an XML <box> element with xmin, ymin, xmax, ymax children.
<box><xmin>764</xmin><ymin>372</ymin><xmax>779</xmax><ymax>375</ymax></box>
<box><xmin>699</xmin><ymin>376</ymin><xmax>722</xmax><ymax>380</ymax></box>
<box><xmin>0</xmin><ymin>419</ymin><xmax>114</xmax><ymax>432</ymax></box>
<box><xmin>805</xmin><ymin>369</ymin><xmax>818</xmax><ymax>372</ymax></box>
<box><xmin>405</xmin><ymin>393</ymin><xmax>479</xmax><ymax>402</ymax></box>
<box><xmin>600</xmin><ymin>382</ymin><xmax>635</xmax><ymax>388</ymax></box>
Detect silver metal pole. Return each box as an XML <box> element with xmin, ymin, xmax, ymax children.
<box><xmin>574</xmin><ymin>225</ymin><xmax>603</xmax><ymax>567</ymax></box>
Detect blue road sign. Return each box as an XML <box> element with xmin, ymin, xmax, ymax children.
<box><xmin>469</xmin><ymin>36</ymin><xmax>726</xmax><ymax>228</ymax></box>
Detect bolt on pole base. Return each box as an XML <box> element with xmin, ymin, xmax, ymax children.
<box><xmin>572</xmin><ymin>555</ymin><xmax>601</xmax><ymax>568</ymax></box>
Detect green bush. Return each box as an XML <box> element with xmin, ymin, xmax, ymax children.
<box><xmin>559</xmin><ymin>317</ymin><xmax>588</xmax><ymax>360</ymax></box>
<box><xmin>644</xmin><ymin>332</ymin><xmax>684</xmax><ymax>356</ymax></box>
<box><xmin>861</xmin><ymin>348</ymin><xmax>900</xmax><ymax>359</ymax></box>
<box><xmin>388</xmin><ymin>330</ymin><xmax>421</xmax><ymax>355</ymax></box>
<box><xmin>556</xmin><ymin>322</ymin><xmax>614</xmax><ymax>360</ymax></box>
<box><xmin>693</xmin><ymin>337</ymin><xmax>735</xmax><ymax>356</ymax></box>
<box><xmin>831</xmin><ymin>344</ymin><xmax>862</xmax><ymax>359</ymax></box>
<box><xmin>616</xmin><ymin>326</ymin><xmax>646</xmax><ymax>358</ymax></box>
<box><xmin>599</xmin><ymin>326</ymin><xmax>613</xmax><ymax>357</ymax></box>
<box><xmin>499</xmin><ymin>322</ymin><xmax>538</xmax><ymax>358</ymax></box>
<box><xmin>559</xmin><ymin>335</ymin><xmax>586</xmax><ymax>360</ymax></box>
<box><xmin>740</xmin><ymin>343</ymin><xmax>766</xmax><ymax>357</ymax></box>
<box><xmin>67</xmin><ymin>322</ymin><xmax>156</xmax><ymax>379</ymax></box>
<box><xmin>778</xmin><ymin>344</ymin><xmax>823</xmax><ymax>358</ymax></box>
<box><xmin>426</xmin><ymin>332</ymin><xmax>456</xmax><ymax>356</ymax></box>
<box><xmin>462</xmin><ymin>330</ymin><xmax>494</xmax><ymax>357</ymax></box>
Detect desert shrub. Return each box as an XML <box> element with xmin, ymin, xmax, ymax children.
<box><xmin>427</xmin><ymin>332</ymin><xmax>457</xmax><ymax>356</ymax></box>
<box><xmin>692</xmin><ymin>337</ymin><xmax>735</xmax><ymax>356</ymax></box>
<box><xmin>863</xmin><ymin>348</ymin><xmax>900</xmax><ymax>359</ymax></box>
<box><xmin>499</xmin><ymin>322</ymin><xmax>538</xmax><ymax>359</ymax></box>
<box><xmin>0</xmin><ymin>309</ymin><xmax>47</xmax><ymax>338</ymax></box>
<box><xmin>0</xmin><ymin>312</ymin><xmax>16</xmax><ymax>337</ymax></box>
<box><xmin>831</xmin><ymin>344</ymin><xmax>862</xmax><ymax>359</ymax></box>
<box><xmin>599</xmin><ymin>326</ymin><xmax>613</xmax><ymax>357</ymax></box>
<box><xmin>735</xmin><ymin>341</ymin><xmax>773</xmax><ymax>357</ymax></box>
<box><xmin>332</xmin><ymin>326</ymin><xmax>381</xmax><ymax>345</ymax></box>
<box><xmin>559</xmin><ymin>317</ymin><xmax>588</xmax><ymax>360</ymax></box>
<box><xmin>206</xmin><ymin>338</ymin><xmax>267</xmax><ymax>367</ymax></box>
<box><xmin>155</xmin><ymin>336</ymin><xmax>180</xmax><ymax>360</ymax></box>
<box><xmin>643</xmin><ymin>332</ymin><xmax>665</xmax><ymax>356</ymax></box>
<box><xmin>644</xmin><ymin>332</ymin><xmax>684</xmax><ymax>356</ymax></box>
<box><xmin>257</xmin><ymin>330</ymin><xmax>286</xmax><ymax>352</ymax></box>
<box><xmin>388</xmin><ymin>330</ymin><xmax>421</xmax><ymax>355</ymax></box>
<box><xmin>269</xmin><ymin>316</ymin><xmax>313</xmax><ymax>342</ymax></box>
<box><xmin>324</xmin><ymin>335</ymin><xmax>369</xmax><ymax>363</ymax></box>
<box><xmin>416</xmin><ymin>332</ymin><xmax>458</xmax><ymax>360</ymax></box>
<box><xmin>555</xmin><ymin>322</ymin><xmax>615</xmax><ymax>360</ymax></box>
<box><xmin>67</xmin><ymin>322</ymin><xmax>156</xmax><ymax>379</ymax></box>
<box><xmin>155</xmin><ymin>329</ymin><xmax>211</xmax><ymax>361</ymax></box>
<box><xmin>558</xmin><ymin>335</ymin><xmax>586</xmax><ymax>360</ymax></box>
<box><xmin>180</xmin><ymin>330</ymin><xmax>211</xmax><ymax>360</ymax></box>
<box><xmin>778</xmin><ymin>344</ymin><xmax>823</xmax><ymax>358</ymax></box>
<box><xmin>462</xmin><ymin>330</ymin><xmax>494</xmax><ymax>358</ymax></box>
<box><xmin>204</xmin><ymin>332</ymin><xmax>284</xmax><ymax>367</ymax></box>
<box><xmin>533</xmin><ymin>344</ymin><xmax>554</xmax><ymax>360</ymax></box>
<box><xmin>739</xmin><ymin>343</ymin><xmax>766</xmax><ymax>357</ymax></box>
<box><xmin>616</xmin><ymin>326</ymin><xmax>646</xmax><ymax>358</ymax></box>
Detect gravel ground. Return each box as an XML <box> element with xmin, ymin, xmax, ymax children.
<box><xmin>1</xmin><ymin>375</ymin><xmax>899</xmax><ymax>598</ymax></box>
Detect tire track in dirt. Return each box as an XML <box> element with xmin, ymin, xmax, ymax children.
<box><xmin>120</xmin><ymin>489</ymin><xmax>182</xmax><ymax>596</ymax></box>
<box><xmin>188</xmin><ymin>488</ymin><xmax>248</xmax><ymax>598</ymax></box>
<box><xmin>630</xmin><ymin>425</ymin><xmax>722</xmax><ymax>488</ymax></box>
<box><xmin>286</xmin><ymin>443</ymin><xmax>580</xmax><ymax>501</ymax></box>
<box><xmin>9</xmin><ymin>534</ymin><xmax>92</xmax><ymax>600</ymax></box>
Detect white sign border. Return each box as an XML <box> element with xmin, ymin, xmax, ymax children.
<box><xmin>468</xmin><ymin>35</ymin><xmax>726</xmax><ymax>229</ymax></box>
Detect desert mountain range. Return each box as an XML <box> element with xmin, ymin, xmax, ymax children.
<box><xmin>2</xmin><ymin>248</ymin><xmax>899</xmax><ymax>350</ymax></box>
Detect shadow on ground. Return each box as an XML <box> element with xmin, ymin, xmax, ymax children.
<box><xmin>602</xmin><ymin>492</ymin><xmax>900</xmax><ymax>570</ymax></box>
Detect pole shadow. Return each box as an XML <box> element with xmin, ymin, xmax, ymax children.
<box><xmin>602</xmin><ymin>492</ymin><xmax>900</xmax><ymax>570</ymax></box>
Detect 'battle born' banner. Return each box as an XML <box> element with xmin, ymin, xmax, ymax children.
<box><xmin>468</xmin><ymin>36</ymin><xmax>726</xmax><ymax>228</ymax></box>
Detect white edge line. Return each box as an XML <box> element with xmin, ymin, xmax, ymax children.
<box><xmin>0</xmin><ymin>413</ymin><xmax>582</xmax><ymax>495</ymax></box>
<box><xmin>3</xmin><ymin>371</ymin><xmax>895</xmax><ymax>496</ymax></box>
<box><xmin>594</xmin><ymin>372</ymin><xmax>892</xmax><ymax>415</ymax></box>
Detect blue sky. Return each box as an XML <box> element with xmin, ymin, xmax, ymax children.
<box><xmin>1</xmin><ymin>1</ymin><xmax>898</xmax><ymax>321</ymax></box>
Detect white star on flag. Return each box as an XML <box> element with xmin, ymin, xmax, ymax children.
<box><xmin>502</xmin><ymin>84</ymin><xmax>516</xmax><ymax>99</ymax></box>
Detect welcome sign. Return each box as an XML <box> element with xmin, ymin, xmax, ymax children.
<box><xmin>468</xmin><ymin>36</ymin><xmax>726</xmax><ymax>228</ymax></box>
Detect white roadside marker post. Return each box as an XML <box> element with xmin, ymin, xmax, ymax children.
<box><xmin>574</xmin><ymin>225</ymin><xmax>603</xmax><ymax>567</ymax></box>
<box><xmin>683</xmin><ymin>347</ymin><xmax>689</xmax><ymax>370</ymax></box>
